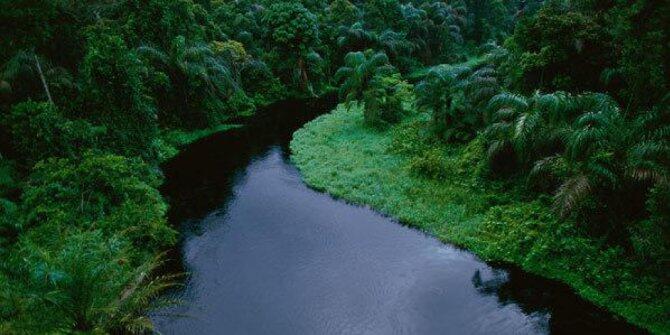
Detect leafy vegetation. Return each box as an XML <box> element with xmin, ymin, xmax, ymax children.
<box><xmin>1</xmin><ymin>0</ymin><xmax>667</xmax><ymax>333</ymax></box>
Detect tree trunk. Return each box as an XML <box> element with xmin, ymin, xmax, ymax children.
<box><xmin>33</xmin><ymin>54</ymin><xmax>54</xmax><ymax>105</ymax></box>
<box><xmin>297</xmin><ymin>57</ymin><xmax>310</xmax><ymax>91</ymax></box>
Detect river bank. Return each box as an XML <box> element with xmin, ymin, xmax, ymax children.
<box><xmin>290</xmin><ymin>105</ymin><xmax>669</xmax><ymax>334</ymax></box>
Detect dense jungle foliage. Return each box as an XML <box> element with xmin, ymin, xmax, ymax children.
<box><xmin>0</xmin><ymin>0</ymin><xmax>668</xmax><ymax>333</ymax></box>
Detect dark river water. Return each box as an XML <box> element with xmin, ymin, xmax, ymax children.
<box><xmin>153</xmin><ymin>97</ymin><xmax>644</xmax><ymax>334</ymax></box>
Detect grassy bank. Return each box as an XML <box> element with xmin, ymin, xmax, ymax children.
<box><xmin>291</xmin><ymin>105</ymin><xmax>669</xmax><ymax>334</ymax></box>
<box><xmin>159</xmin><ymin>124</ymin><xmax>242</xmax><ymax>161</ymax></box>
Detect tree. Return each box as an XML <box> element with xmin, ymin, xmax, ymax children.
<box><xmin>1</xmin><ymin>51</ymin><xmax>53</xmax><ymax>105</ymax></box>
<box><xmin>2</xmin><ymin>101</ymin><xmax>104</xmax><ymax>165</ymax></box>
<box><xmin>211</xmin><ymin>40</ymin><xmax>251</xmax><ymax>82</ymax></box>
<box><xmin>402</xmin><ymin>1</ymin><xmax>467</xmax><ymax>64</ymax></box>
<box><xmin>211</xmin><ymin>0</ymin><xmax>264</xmax><ymax>51</ymax></box>
<box><xmin>462</xmin><ymin>0</ymin><xmax>510</xmax><ymax>43</ymax></box>
<box><xmin>119</xmin><ymin>0</ymin><xmax>222</xmax><ymax>50</ymax></box>
<box><xmin>362</xmin><ymin>0</ymin><xmax>404</xmax><ymax>31</ymax></box>
<box><xmin>336</xmin><ymin>22</ymin><xmax>378</xmax><ymax>54</ymax></box>
<box><xmin>415</xmin><ymin>64</ymin><xmax>474</xmax><ymax>141</ymax></box>
<box><xmin>362</xmin><ymin>73</ymin><xmax>413</xmax><ymax>127</ymax></box>
<box><xmin>262</xmin><ymin>2</ymin><xmax>321</xmax><ymax>92</ymax></box>
<box><xmin>484</xmin><ymin>91</ymin><xmax>575</xmax><ymax>173</ymax></box>
<box><xmin>1</xmin><ymin>231</ymin><xmax>179</xmax><ymax>333</ymax></box>
<box><xmin>377</xmin><ymin>29</ymin><xmax>415</xmax><ymax>70</ymax></box>
<box><xmin>325</xmin><ymin>0</ymin><xmax>360</xmax><ymax>27</ymax></box>
<box><xmin>555</xmin><ymin>94</ymin><xmax>670</xmax><ymax>224</ymax></box>
<box><xmin>335</xmin><ymin>50</ymin><xmax>395</xmax><ymax>106</ymax></box>
<box><xmin>503</xmin><ymin>3</ymin><xmax>610</xmax><ymax>94</ymax></box>
<box><xmin>595</xmin><ymin>0</ymin><xmax>669</xmax><ymax>109</ymax></box>
<box><xmin>21</xmin><ymin>152</ymin><xmax>176</xmax><ymax>249</ymax></box>
<box><xmin>1</xmin><ymin>50</ymin><xmax>76</xmax><ymax>107</ymax></box>
<box><xmin>138</xmin><ymin>35</ymin><xmax>240</xmax><ymax>127</ymax></box>
<box><xmin>335</xmin><ymin>50</ymin><xmax>410</xmax><ymax>126</ymax></box>
<box><xmin>78</xmin><ymin>25</ymin><xmax>158</xmax><ymax>159</ymax></box>
<box><xmin>485</xmin><ymin>90</ymin><xmax>668</xmax><ymax>238</ymax></box>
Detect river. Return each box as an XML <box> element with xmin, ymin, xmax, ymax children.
<box><xmin>152</xmin><ymin>97</ymin><xmax>643</xmax><ymax>334</ymax></box>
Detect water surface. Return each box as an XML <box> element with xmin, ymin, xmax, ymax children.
<box><xmin>154</xmin><ymin>98</ymin><xmax>643</xmax><ymax>334</ymax></box>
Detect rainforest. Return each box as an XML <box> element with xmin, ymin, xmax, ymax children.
<box><xmin>0</xmin><ymin>0</ymin><xmax>668</xmax><ymax>334</ymax></box>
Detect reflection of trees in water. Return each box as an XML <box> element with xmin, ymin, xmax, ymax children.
<box><xmin>470</xmin><ymin>267</ymin><xmax>647</xmax><ymax>334</ymax></box>
<box><xmin>472</xmin><ymin>268</ymin><xmax>509</xmax><ymax>296</ymax></box>
<box><xmin>472</xmin><ymin>268</ymin><xmax>552</xmax><ymax>316</ymax></box>
<box><xmin>162</xmin><ymin>95</ymin><xmax>338</xmax><ymax>225</ymax></box>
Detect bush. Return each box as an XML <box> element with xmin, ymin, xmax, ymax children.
<box><xmin>363</xmin><ymin>74</ymin><xmax>413</xmax><ymax>128</ymax></box>
<box><xmin>20</xmin><ymin>152</ymin><xmax>176</xmax><ymax>250</ymax></box>
<box><xmin>3</xmin><ymin>101</ymin><xmax>103</xmax><ymax>164</ymax></box>
<box><xmin>240</xmin><ymin>60</ymin><xmax>287</xmax><ymax>106</ymax></box>
<box><xmin>408</xmin><ymin>147</ymin><xmax>449</xmax><ymax>180</ymax></box>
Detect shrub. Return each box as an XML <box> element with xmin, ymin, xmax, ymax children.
<box><xmin>408</xmin><ymin>147</ymin><xmax>449</xmax><ymax>180</ymax></box>
<box><xmin>20</xmin><ymin>152</ymin><xmax>176</xmax><ymax>249</ymax></box>
<box><xmin>363</xmin><ymin>74</ymin><xmax>413</xmax><ymax>127</ymax></box>
<box><xmin>3</xmin><ymin>101</ymin><xmax>103</xmax><ymax>164</ymax></box>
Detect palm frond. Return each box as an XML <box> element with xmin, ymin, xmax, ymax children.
<box><xmin>529</xmin><ymin>154</ymin><xmax>563</xmax><ymax>180</ymax></box>
<box><xmin>554</xmin><ymin>174</ymin><xmax>592</xmax><ymax>217</ymax></box>
<box><xmin>488</xmin><ymin>92</ymin><xmax>528</xmax><ymax>112</ymax></box>
<box><xmin>334</xmin><ymin>67</ymin><xmax>354</xmax><ymax>83</ymax></box>
<box><xmin>487</xmin><ymin>140</ymin><xmax>509</xmax><ymax>160</ymax></box>
<box><xmin>136</xmin><ymin>45</ymin><xmax>169</xmax><ymax>64</ymax></box>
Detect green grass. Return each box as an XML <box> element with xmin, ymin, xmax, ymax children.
<box><xmin>161</xmin><ymin>124</ymin><xmax>242</xmax><ymax>148</ymax></box>
<box><xmin>291</xmin><ymin>105</ymin><xmax>670</xmax><ymax>334</ymax></box>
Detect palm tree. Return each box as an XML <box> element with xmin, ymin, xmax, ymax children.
<box><xmin>415</xmin><ymin>64</ymin><xmax>473</xmax><ymax>141</ymax></box>
<box><xmin>295</xmin><ymin>50</ymin><xmax>325</xmax><ymax>96</ymax></box>
<box><xmin>137</xmin><ymin>36</ymin><xmax>238</xmax><ymax>126</ymax></box>
<box><xmin>1</xmin><ymin>50</ymin><xmax>73</xmax><ymax>105</ymax></box>
<box><xmin>553</xmin><ymin>95</ymin><xmax>626</xmax><ymax>216</ymax></box>
<box><xmin>554</xmin><ymin>94</ymin><xmax>670</xmax><ymax>221</ymax></box>
<box><xmin>402</xmin><ymin>1</ymin><xmax>467</xmax><ymax>64</ymax></box>
<box><xmin>465</xmin><ymin>66</ymin><xmax>500</xmax><ymax>121</ymax></box>
<box><xmin>485</xmin><ymin>91</ymin><xmax>575</xmax><ymax>169</ymax></box>
<box><xmin>336</xmin><ymin>23</ymin><xmax>378</xmax><ymax>53</ymax></box>
<box><xmin>102</xmin><ymin>254</ymin><xmax>182</xmax><ymax>333</ymax></box>
<box><xmin>4</xmin><ymin>233</ymin><xmax>182</xmax><ymax>334</ymax></box>
<box><xmin>377</xmin><ymin>30</ymin><xmax>414</xmax><ymax>60</ymax></box>
<box><xmin>139</xmin><ymin>36</ymin><xmax>237</xmax><ymax>98</ymax></box>
<box><xmin>627</xmin><ymin>94</ymin><xmax>670</xmax><ymax>184</ymax></box>
<box><xmin>485</xmin><ymin>91</ymin><xmax>663</xmax><ymax>230</ymax></box>
<box><xmin>334</xmin><ymin>50</ymin><xmax>395</xmax><ymax>106</ymax></box>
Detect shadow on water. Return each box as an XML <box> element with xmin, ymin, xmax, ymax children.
<box><xmin>155</xmin><ymin>96</ymin><xmax>646</xmax><ymax>334</ymax></box>
<box><xmin>161</xmin><ymin>95</ymin><xmax>338</xmax><ymax>226</ymax></box>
